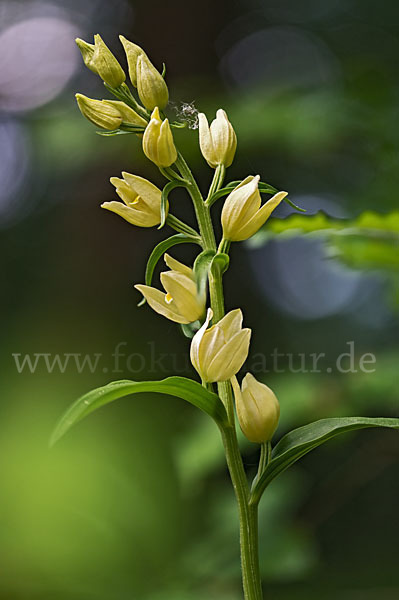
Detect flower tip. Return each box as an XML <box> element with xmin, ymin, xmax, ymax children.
<box><xmin>216</xmin><ymin>108</ymin><xmax>228</xmax><ymax>119</ymax></box>
<box><xmin>150</xmin><ymin>106</ymin><xmax>161</xmax><ymax>120</ymax></box>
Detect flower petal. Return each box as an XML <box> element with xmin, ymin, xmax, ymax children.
<box><xmin>215</xmin><ymin>308</ymin><xmax>243</xmax><ymax>341</ymax></box>
<box><xmin>101</xmin><ymin>201</ymin><xmax>159</xmax><ymax>227</ymax></box>
<box><xmin>206</xmin><ymin>328</ymin><xmax>251</xmax><ymax>382</ymax></box>
<box><xmin>121</xmin><ymin>172</ymin><xmax>162</xmax><ymax>213</ymax></box>
<box><xmin>190</xmin><ymin>308</ymin><xmax>213</xmax><ymax>377</ymax></box>
<box><xmin>232</xmin><ymin>191</ymin><xmax>288</xmax><ymax>241</ymax></box>
<box><xmin>134</xmin><ymin>284</ymin><xmax>190</xmax><ymax>323</ymax></box>
<box><xmin>164</xmin><ymin>254</ymin><xmax>194</xmax><ymax>278</ymax></box>
<box><xmin>198</xmin><ymin>113</ymin><xmax>217</xmax><ymax>167</ymax></box>
<box><xmin>221</xmin><ymin>176</ymin><xmax>261</xmax><ymax>238</ymax></box>
<box><xmin>160</xmin><ymin>271</ymin><xmax>204</xmax><ymax>322</ymax></box>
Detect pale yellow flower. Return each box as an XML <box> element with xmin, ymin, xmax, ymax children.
<box><xmin>232</xmin><ymin>374</ymin><xmax>280</xmax><ymax>443</ymax></box>
<box><xmin>135</xmin><ymin>255</ymin><xmax>205</xmax><ymax>324</ymax></box>
<box><xmin>221</xmin><ymin>176</ymin><xmax>288</xmax><ymax>242</ymax></box>
<box><xmin>101</xmin><ymin>172</ymin><xmax>164</xmax><ymax>227</ymax></box>
<box><xmin>190</xmin><ymin>308</ymin><xmax>251</xmax><ymax>382</ymax></box>
<box><xmin>198</xmin><ymin>109</ymin><xmax>237</xmax><ymax>168</ymax></box>
<box><xmin>142</xmin><ymin>107</ymin><xmax>177</xmax><ymax>167</ymax></box>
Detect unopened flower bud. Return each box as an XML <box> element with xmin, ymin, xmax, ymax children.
<box><xmin>190</xmin><ymin>308</ymin><xmax>251</xmax><ymax>383</ymax></box>
<box><xmin>221</xmin><ymin>176</ymin><xmax>288</xmax><ymax>242</ymax></box>
<box><xmin>136</xmin><ymin>54</ymin><xmax>169</xmax><ymax>111</ymax></box>
<box><xmin>102</xmin><ymin>100</ymin><xmax>147</xmax><ymax>128</ymax></box>
<box><xmin>135</xmin><ymin>254</ymin><xmax>205</xmax><ymax>324</ymax></box>
<box><xmin>75</xmin><ymin>94</ymin><xmax>122</xmax><ymax>130</ymax></box>
<box><xmin>198</xmin><ymin>109</ymin><xmax>237</xmax><ymax>168</ymax></box>
<box><xmin>119</xmin><ymin>35</ymin><xmax>145</xmax><ymax>87</ymax></box>
<box><xmin>75</xmin><ymin>38</ymin><xmax>96</xmax><ymax>73</ymax></box>
<box><xmin>102</xmin><ymin>172</ymin><xmax>164</xmax><ymax>227</ymax></box>
<box><xmin>142</xmin><ymin>107</ymin><xmax>177</xmax><ymax>167</ymax></box>
<box><xmin>232</xmin><ymin>373</ymin><xmax>280</xmax><ymax>443</ymax></box>
<box><xmin>76</xmin><ymin>35</ymin><xmax>125</xmax><ymax>88</ymax></box>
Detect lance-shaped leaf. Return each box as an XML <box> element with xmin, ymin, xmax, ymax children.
<box><xmin>249</xmin><ymin>210</ymin><xmax>399</xmax><ymax>272</ymax></box>
<box><xmin>206</xmin><ymin>179</ymin><xmax>302</xmax><ymax>213</ymax></box>
<box><xmin>251</xmin><ymin>210</ymin><xmax>399</xmax><ymax>240</ymax></box>
<box><xmin>159</xmin><ymin>180</ymin><xmax>188</xmax><ymax>229</ymax></box>
<box><xmin>138</xmin><ymin>233</ymin><xmax>201</xmax><ymax>306</ymax></box>
<box><xmin>250</xmin><ymin>416</ymin><xmax>399</xmax><ymax>504</ymax></box>
<box><xmin>50</xmin><ymin>376</ymin><xmax>228</xmax><ymax>446</ymax></box>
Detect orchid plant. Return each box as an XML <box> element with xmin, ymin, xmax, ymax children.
<box><xmin>52</xmin><ymin>34</ymin><xmax>399</xmax><ymax>600</ymax></box>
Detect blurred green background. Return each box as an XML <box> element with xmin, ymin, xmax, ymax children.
<box><xmin>0</xmin><ymin>0</ymin><xmax>398</xmax><ymax>598</ymax></box>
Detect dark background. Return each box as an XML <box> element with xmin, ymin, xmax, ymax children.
<box><xmin>0</xmin><ymin>0</ymin><xmax>398</xmax><ymax>598</ymax></box>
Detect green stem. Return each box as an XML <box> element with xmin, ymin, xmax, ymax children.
<box><xmin>218</xmin><ymin>237</ymin><xmax>231</xmax><ymax>254</ymax></box>
<box><xmin>175</xmin><ymin>153</ymin><xmax>262</xmax><ymax>599</ymax></box>
<box><xmin>253</xmin><ymin>442</ymin><xmax>271</xmax><ymax>491</ymax></box>
<box><xmin>175</xmin><ymin>153</ymin><xmax>216</xmax><ymax>251</ymax></box>
<box><xmin>110</xmin><ymin>83</ymin><xmax>150</xmax><ymax>120</ymax></box>
<box><xmin>205</xmin><ymin>164</ymin><xmax>226</xmax><ymax>204</ymax></box>
<box><xmin>221</xmin><ymin>424</ymin><xmax>262</xmax><ymax>600</ymax></box>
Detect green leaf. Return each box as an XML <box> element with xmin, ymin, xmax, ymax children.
<box><xmin>207</xmin><ymin>180</ymin><xmax>281</xmax><ymax>208</ymax></box>
<box><xmin>251</xmin><ymin>416</ymin><xmax>399</xmax><ymax>504</ymax></box>
<box><xmin>207</xmin><ymin>186</ymin><xmax>235</xmax><ymax>208</ymax></box>
<box><xmin>211</xmin><ymin>253</ymin><xmax>230</xmax><ymax>276</ymax></box>
<box><xmin>258</xmin><ymin>182</ymin><xmax>279</xmax><ymax>194</ymax></box>
<box><xmin>50</xmin><ymin>376</ymin><xmax>228</xmax><ymax>446</ymax></box>
<box><xmin>159</xmin><ymin>181</ymin><xmax>186</xmax><ymax>229</ymax></box>
<box><xmin>96</xmin><ymin>129</ymin><xmax>134</xmax><ymax>137</ymax></box>
<box><xmin>193</xmin><ymin>249</ymin><xmax>216</xmax><ymax>296</ymax></box>
<box><xmin>180</xmin><ymin>320</ymin><xmax>201</xmax><ymax>339</ymax></box>
<box><xmin>249</xmin><ymin>210</ymin><xmax>399</xmax><ymax>272</ymax></box>
<box><xmin>282</xmin><ymin>197</ymin><xmax>306</xmax><ymax>213</ymax></box>
<box><xmin>138</xmin><ymin>234</ymin><xmax>200</xmax><ymax>307</ymax></box>
<box><xmin>254</xmin><ymin>210</ymin><xmax>399</xmax><ymax>238</ymax></box>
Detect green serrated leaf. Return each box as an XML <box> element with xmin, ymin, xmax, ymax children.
<box><xmin>50</xmin><ymin>376</ymin><xmax>228</xmax><ymax>446</ymax></box>
<box><xmin>249</xmin><ymin>210</ymin><xmax>399</xmax><ymax>272</ymax></box>
<box><xmin>251</xmin><ymin>416</ymin><xmax>399</xmax><ymax>504</ymax></box>
<box><xmin>255</xmin><ymin>210</ymin><xmax>399</xmax><ymax>238</ymax></box>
